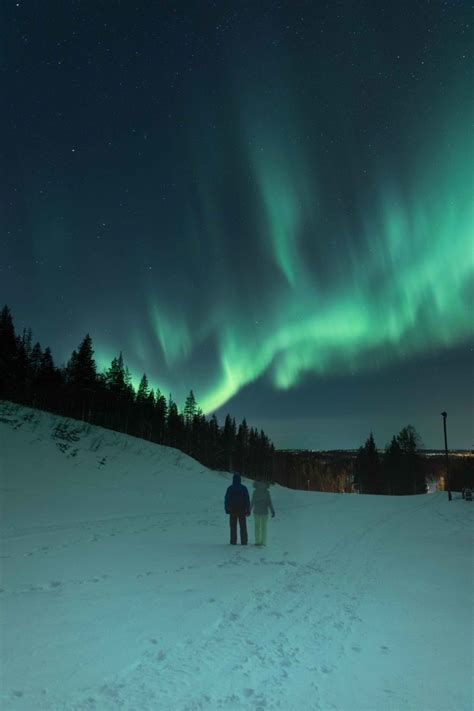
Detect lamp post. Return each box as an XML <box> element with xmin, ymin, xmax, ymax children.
<box><xmin>441</xmin><ymin>412</ymin><xmax>452</xmax><ymax>501</ymax></box>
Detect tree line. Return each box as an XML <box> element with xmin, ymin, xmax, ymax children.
<box><xmin>0</xmin><ymin>305</ymin><xmax>275</xmax><ymax>479</ymax></box>
<box><xmin>354</xmin><ymin>430</ymin><xmax>427</xmax><ymax>495</ymax></box>
<box><xmin>2</xmin><ymin>304</ymin><xmax>461</xmax><ymax>495</ymax></box>
<box><xmin>273</xmin><ymin>428</ymin><xmax>432</xmax><ymax>496</ymax></box>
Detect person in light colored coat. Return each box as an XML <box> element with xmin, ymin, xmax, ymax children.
<box><xmin>250</xmin><ymin>480</ymin><xmax>275</xmax><ymax>546</ymax></box>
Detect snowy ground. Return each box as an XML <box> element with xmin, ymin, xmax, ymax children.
<box><xmin>0</xmin><ymin>401</ymin><xmax>472</xmax><ymax>711</ymax></box>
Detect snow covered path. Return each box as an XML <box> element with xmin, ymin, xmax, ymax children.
<box><xmin>1</xmin><ymin>403</ymin><xmax>473</xmax><ymax>710</ymax></box>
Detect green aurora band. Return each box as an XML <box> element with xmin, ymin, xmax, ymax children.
<box><xmin>95</xmin><ymin>85</ymin><xmax>473</xmax><ymax>413</ymax></box>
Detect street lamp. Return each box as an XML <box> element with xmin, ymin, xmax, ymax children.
<box><xmin>441</xmin><ymin>412</ymin><xmax>452</xmax><ymax>501</ymax></box>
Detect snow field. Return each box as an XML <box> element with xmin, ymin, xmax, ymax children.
<box><xmin>0</xmin><ymin>402</ymin><xmax>472</xmax><ymax>710</ymax></box>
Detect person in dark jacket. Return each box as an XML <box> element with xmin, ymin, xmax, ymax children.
<box><xmin>225</xmin><ymin>473</ymin><xmax>250</xmax><ymax>545</ymax></box>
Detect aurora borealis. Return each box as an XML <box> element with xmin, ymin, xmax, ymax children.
<box><xmin>3</xmin><ymin>1</ymin><xmax>473</xmax><ymax>449</ymax></box>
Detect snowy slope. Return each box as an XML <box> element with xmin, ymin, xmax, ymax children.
<box><xmin>0</xmin><ymin>401</ymin><xmax>472</xmax><ymax>711</ymax></box>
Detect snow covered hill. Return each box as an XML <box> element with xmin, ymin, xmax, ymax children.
<box><xmin>1</xmin><ymin>401</ymin><xmax>472</xmax><ymax>711</ymax></box>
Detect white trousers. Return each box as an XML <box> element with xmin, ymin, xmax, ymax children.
<box><xmin>254</xmin><ymin>514</ymin><xmax>268</xmax><ymax>545</ymax></box>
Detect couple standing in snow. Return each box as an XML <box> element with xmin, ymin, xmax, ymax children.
<box><xmin>224</xmin><ymin>474</ymin><xmax>275</xmax><ymax>546</ymax></box>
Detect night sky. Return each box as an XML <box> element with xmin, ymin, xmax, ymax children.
<box><xmin>2</xmin><ymin>1</ymin><xmax>473</xmax><ymax>450</ymax></box>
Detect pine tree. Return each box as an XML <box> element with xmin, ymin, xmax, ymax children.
<box><xmin>236</xmin><ymin>418</ymin><xmax>249</xmax><ymax>474</ymax></box>
<box><xmin>38</xmin><ymin>347</ymin><xmax>57</xmax><ymax>383</ymax></box>
<box><xmin>222</xmin><ymin>414</ymin><xmax>236</xmax><ymax>471</ymax></box>
<box><xmin>208</xmin><ymin>414</ymin><xmax>220</xmax><ymax>468</ymax></box>
<box><xmin>383</xmin><ymin>436</ymin><xmax>403</xmax><ymax>495</ymax></box>
<box><xmin>397</xmin><ymin>425</ymin><xmax>426</xmax><ymax>494</ymax></box>
<box><xmin>35</xmin><ymin>347</ymin><xmax>62</xmax><ymax>409</ymax></box>
<box><xmin>354</xmin><ymin>433</ymin><xmax>381</xmax><ymax>494</ymax></box>
<box><xmin>248</xmin><ymin>427</ymin><xmax>258</xmax><ymax>475</ymax></box>
<box><xmin>258</xmin><ymin>429</ymin><xmax>273</xmax><ymax>481</ymax></box>
<box><xmin>366</xmin><ymin>433</ymin><xmax>381</xmax><ymax>493</ymax></box>
<box><xmin>397</xmin><ymin>425</ymin><xmax>420</xmax><ymax>454</ymax></box>
<box><xmin>21</xmin><ymin>328</ymin><xmax>33</xmax><ymax>360</ymax></box>
<box><xmin>124</xmin><ymin>364</ymin><xmax>134</xmax><ymax>399</ymax></box>
<box><xmin>184</xmin><ymin>390</ymin><xmax>197</xmax><ymax>424</ymax></box>
<box><xmin>28</xmin><ymin>341</ymin><xmax>43</xmax><ymax>402</ymax></box>
<box><xmin>354</xmin><ymin>445</ymin><xmax>367</xmax><ymax>493</ymax></box>
<box><xmin>134</xmin><ymin>374</ymin><xmax>150</xmax><ymax>438</ymax></box>
<box><xmin>66</xmin><ymin>335</ymin><xmax>97</xmax><ymax>390</ymax></box>
<box><xmin>154</xmin><ymin>388</ymin><xmax>167</xmax><ymax>443</ymax></box>
<box><xmin>191</xmin><ymin>408</ymin><xmax>206</xmax><ymax>458</ymax></box>
<box><xmin>77</xmin><ymin>334</ymin><xmax>97</xmax><ymax>387</ymax></box>
<box><xmin>183</xmin><ymin>390</ymin><xmax>198</xmax><ymax>453</ymax></box>
<box><xmin>137</xmin><ymin>373</ymin><xmax>149</xmax><ymax>404</ymax></box>
<box><xmin>105</xmin><ymin>352</ymin><xmax>127</xmax><ymax>395</ymax></box>
<box><xmin>30</xmin><ymin>342</ymin><xmax>43</xmax><ymax>379</ymax></box>
<box><xmin>167</xmin><ymin>395</ymin><xmax>184</xmax><ymax>448</ymax></box>
<box><xmin>14</xmin><ymin>332</ymin><xmax>30</xmax><ymax>393</ymax></box>
<box><xmin>0</xmin><ymin>305</ymin><xmax>19</xmax><ymax>397</ymax></box>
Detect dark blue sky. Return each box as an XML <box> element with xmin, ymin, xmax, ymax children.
<box><xmin>2</xmin><ymin>1</ymin><xmax>473</xmax><ymax>449</ymax></box>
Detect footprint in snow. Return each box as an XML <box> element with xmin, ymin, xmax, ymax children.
<box><xmin>321</xmin><ymin>664</ymin><xmax>334</xmax><ymax>674</ymax></box>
